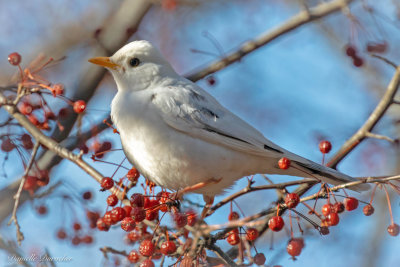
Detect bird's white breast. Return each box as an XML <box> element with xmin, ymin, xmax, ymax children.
<box><xmin>111</xmin><ymin>89</ymin><xmax>259</xmax><ymax>196</ymax></box>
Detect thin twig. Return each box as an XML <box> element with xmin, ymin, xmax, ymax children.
<box><xmin>186</xmin><ymin>0</ymin><xmax>354</xmax><ymax>81</ymax></box>
<box><xmin>7</xmin><ymin>141</ymin><xmax>40</xmax><ymax>245</ymax></box>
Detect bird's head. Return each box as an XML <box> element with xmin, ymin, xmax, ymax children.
<box><xmin>89</xmin><ymin>40</ymin><xmax>177</xmax><ymax>91</ymax></box>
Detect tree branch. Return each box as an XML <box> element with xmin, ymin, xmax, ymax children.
<box><xmin>7</xmin><ymin>141</ymin><xmax>40</xmax><ymax>245</ymax></box>
<box><xmin>186</xmin><ymin>0</ymin><xmax>354</xmax><ymax>82</ymax></box>
<box><xmin>328</xmin><ymin>64</ymin><xmax>400</xmax><ymax>168</ymax></box>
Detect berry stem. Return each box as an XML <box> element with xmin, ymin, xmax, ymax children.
<box><xmin>369</xmin><ymin>184</ymin><xmax>378</xmax><ymax>205</ymax></box>
<box><xmin>289</xmin><ymin>210</ymin><xmax>293</xmax><ymax>239</ymax></box>
<box><xmin>383</xmin><ymin>185</ymin><xmax>394</xmax><ymax>225</ymax></box>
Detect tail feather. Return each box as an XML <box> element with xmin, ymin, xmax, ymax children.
<box><xmin>292</xmin><ymin>160</ymin><xmax>370</xmax><ymax>192</ymax></box>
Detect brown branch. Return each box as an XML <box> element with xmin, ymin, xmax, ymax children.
<box><xmin>7</xmin><ymin>141</ymin><xmax>40</xmax><ymax>245</ymax></box>
<box><xmin>186</xmin><ymin>0</ymin><xmax>354</xmax><ymax>82</ymax></box>
<box><xmin>99</xmin><ymin>246</ymin><xmax>128</xmax><ymax>259</ymax></box>
<box><xmin>0</xmin><ymin>92</ymin><xmax>125</xmax><ymax>200</ymax></box>
<box><xmin>208</xmin><ymin>179</ymin><xmax>317</xmax><ymax>214</ymax></box>
<box><xmin>328</xmin><ymin>64</ymin><xmax>400</xmax><ymax>168</ymax></box>
<box><xmin>206</xmin><ymin>243</ymin><xmax>239</xmax><ymax>267</ymax></box>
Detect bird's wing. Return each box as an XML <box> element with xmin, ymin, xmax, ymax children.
<box><xmin>152</xmin><ymin>81</ymin><xmax>370</xmax><ymax>191</ymax></box>
<box><xmin>152</xmin><ymin>82</ymin><xmax>285</xmax><ymax>158</ymax></box>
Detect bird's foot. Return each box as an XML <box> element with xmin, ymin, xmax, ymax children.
<box><xmin>201</xmin><ymin>195</ymin><xmax>215</xmax><ymax>219</ymax></box>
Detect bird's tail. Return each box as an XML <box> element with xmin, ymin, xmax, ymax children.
<box><xmin>281</xmin><ymin>153</ymin><xmax>370</xmax><ymax>192</ymax></box>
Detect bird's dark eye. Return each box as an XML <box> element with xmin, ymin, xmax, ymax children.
<box><xmin>129</xmin><ymin>57</ymin><xmax>140</xmax><ymax>67</ymax></box>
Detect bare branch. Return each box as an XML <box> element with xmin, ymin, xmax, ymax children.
<box><xmin>328</xmin><ymin>64</ymin><xmax>400</xmax><ymax>168</ymax></box>
<box><xmin>0</xmin><ymin>91</ymin><xmax>125</xmax><ymax>200</ymax></box>
<box><xmin>7</xmin><ymin>141</ymin><xmax>40</xmax><ymax>245</ymax></box>
<box><xmin>186</xmin><ymin>0</ymin><xmax>354</xmax><ymax>81</ymax></box>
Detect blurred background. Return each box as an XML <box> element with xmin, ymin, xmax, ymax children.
<box><xmin>0</xmin><ymin>0</ymin><xmax>399</xmax><ymax>266</ymax></box>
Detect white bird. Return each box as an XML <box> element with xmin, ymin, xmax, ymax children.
<box><xmin>88</xmin><ymin>40</ymin><xmax>369</xmax><ymax>207</ymax></box>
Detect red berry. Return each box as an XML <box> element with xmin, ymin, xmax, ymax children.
<box><xmin>228</xmin><ymin>211</ymin><xmax>240</xmax><ymax>221</ymax></box>
<box><xmin>160</xmin><ymin>241</ymin><xmax>177</xmax><ymax>255</ymax></box>
<box><xmin>73</xmin><ymin>100</ymin><xmax>86</xmax><ymax>113</ymax></box>
<box><xmin>254</xmin><ymin>253</ymin><xmax>266</xmax><ymax>266</ymax></box>
<box><xmin>101</xmin><ymin>177</ymin><xmax>114</xmax><ymax>190</ymax></box>
<box><xmin>327</xmin><ymin>212</ymin><xmax>340</xmax><ymax>226</ymax></box>
<box><xmin>332</xmin><ymin>202</ymin><xmax>345</xmax><ymax>214</ymax></box>
<box><xmin>319</xmin><ymin>140</ymin><xmax>332</xmax><ymax>154</ymax></box>
<box><xmin>82</xmin><ymin>191</ymin><xmax>92</xmax><ymax>200</ymax></box>
<box><xmin>103</xmin><ymin>211</ymin><xmax>114</xmax><ymax>225</ymax></box>
<box><xmin>278</xmin><ymin>157</ymin><xmax>291</xmax><ymax>169</ymax></box>
<box><xmin>56</xmin><ymin>229</ymin><xmax>67</xmax><ymax>239</ymax></box>
<box><xmin>53</xmin><ymin>83</ymin><xmax>64</xmax><ymax>95</ymax></box>
<box><xmin>130</xmin><ymin>193</ymin><xmax>145</xmax><ymax>207</ymax></box>
<box><xmin>23</xmin><ymin>176</ymin><xmax>38</xmax><ymax>192</ymax></box>
<box><xmin>363</xmin><ymin>204</ymin><xmax>374</xmax><ymax>216</ymax></box>
<box><xmin>139</xmin><ymin>259</ymin><xmax>155</xmax><ymax>267</ymax></box>
<box><xmin>285</xmin><ymin>193</ymin><xmax>300</xmax><ymax>209</ymax></box>
<box><xmin>345</xmin><ymin>45</ymin><xmax>357</xmax><ymax>57</ymax></box>
<box><xmin>82</xmin><ymin>235</ymin><xmax>93</xmax><ymax>244</ymax></box>
<box><xmin>127</xmin><ymin>168</ymin><xmax>140</xmax><ymax>181</ymax></box>
<box><xmin>321</xmin><ymin>203</ymin><xmax>333</xmax><ymax>217</ymax></box>
<box><xmin>268</xmin><ymin>216</ymin><xmax>284</xmax><ymax>232</ymax></box>
<box><xmin>344</xmin><ymin>197</ymin><xmax>359</xmax><ymax>211</ymax></box>
<box><xmin>287</xmin><ymin>238</ymin><xmax>303</xmax><ymax>258</ymax></box>
<box><xmin>86</xmin><ymin>210</ymin><xmax>100</xmax><ymax>222</ymax></box>
<box><xmin>123</xmin><ymin>205</ymin><xmax>132</xmax><ymax>217</ymax></box>
<box><xmin>139</xmin><ymin>239</ymin><xmax>155</xmax><ymax>257</ymax></box>
<box><xmin>388</xmin><ymin>223</ymin><xmax>399</xmax><ymax>236</ymax></box>
<box><xmin>186</xmin><ymin>210</ymin><xmax>198</xmax><ymax>226</ymax></box>
<box><xmin>37</xmin><ymin>205</ymin><xmax>47</xmax><ymax>215</ymax></box>
<box><xmin>121</xmin><ymin>217</ymin><xmax>136</xmax><ymax>232</ymax></box>
<box><xmin>107</xmin><ymin>194</ymin><xmax>118</xmax><ymax>206</ymax></box>
<box><xmin>1</xmin><ymin>138</ymin><xmax>15</xmax><ymax>152</ymax></box>
<box><xmin>19</xmin><ymin>102</ymin><xmax>33</xmax><ymax>115</ymax></box>
<box><xmin>73</xmin><ymin>222</ymin><xmax>81</xmax><ymax>231</ymax></box>
<box><xmin>145</xmin><ymin>209</ymin><xmax>158</xmax><ymax>221</ymax></box>
<box><xmin>21</xmin><ymin>134</ymin><xmax>33</xmax><ymax>149</ymax></box>
<box><xmin>227</xmin><ymin>231</ymin><xmax>240</xmax><ymax>245</ymax></box>
<box><xmin>320</xmin><ymin>226</ymin><xmax>330</xmax><ymax>235</ymax></box>
<box><xmin>71</xmin><ymin>236</ymin><xmax>81</xmax><ymax>246</ymax></box>
<box><xmin>353</xmin><ymin>56</ymin><xmax>364</xmax><ymax>67</ymax></box>
<box><xmin>206</xmin><ymin>76</ymin><xmax>216</xmax><ymax>86</ymax></box>
<box><xmin>157</xmin><ymin>191</ymin><xmax>171</xmax><ymax>212</ymax></box>
<box><xmin>111</xmin><ymin>207</ymin><xmax>126</xmax><ymax>222</ymax></box>
<box><xmin>8</xmin><ymin>52</ymin><xmax>21</xmax><ymax>65</ymax></box>
<box><xmin>127</xmin><ymin>231</ymin><xmax>141</xmax><ymax>242</ymax></box>
<box><xmin>131</xmin><ymin>207</ymin><xmax>146</xmax><ymax>222</ymax></box>
<box><xmin>246</xmin><ymin>228</ymin><xmax>259</xmax><ymax>241</ymax></box>
<box><xmin>96</xmin><ymin>218</ymin><xmax>110</xmax><ymax>231</ymax></box>
<box><xmin>174</xmin><ymin>212</ymin><xmax>188</xmax><ymax>228</ymax></box>
<box><xmin>127</xmin><ymin>250</ymin><xmax>141</xmax><ymax>263</ymax></box>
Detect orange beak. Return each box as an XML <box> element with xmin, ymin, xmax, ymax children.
<box><xmin>88</xmin><ymin>57</ymin><xmax>120</xmax><ymax>70</ymax></box>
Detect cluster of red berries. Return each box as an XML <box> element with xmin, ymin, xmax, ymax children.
<box><xmin>54</xmin><ymin>208</ymin><xmax>99</xmax><ymax>246</ymax></box>
<box><xmin>95</xmin><ymin>168</ymin><xmax>204</xmax><ymax>265</ymax></box>
<box><xmin>224</xmin><ymin>211</ymin><xmax>265</xmax><ymax>265</ymax></box>
<box><xmin>22</xmin><ymin>170</ymin><xmax>50</xmax><ymax>195</ymax></box>
<box><xmin>344</xmin><ymin>44</ymin><xmax>364</xmax><ymax>67</ymax></box>
<box><xmin>1</xmin><ymin>133</ymin><xmax>34</xmax><ymax>154</ymax></box>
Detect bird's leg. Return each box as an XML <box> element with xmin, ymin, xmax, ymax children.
<box><xmin>172</xmin><ymin>178</ymin><xmax>222</xmax><ymax>200</ymax></box>
<box><xmin>201</xmin><ymin>195</ymin><xmax>214</xmax><ymax>219</ymax></box>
